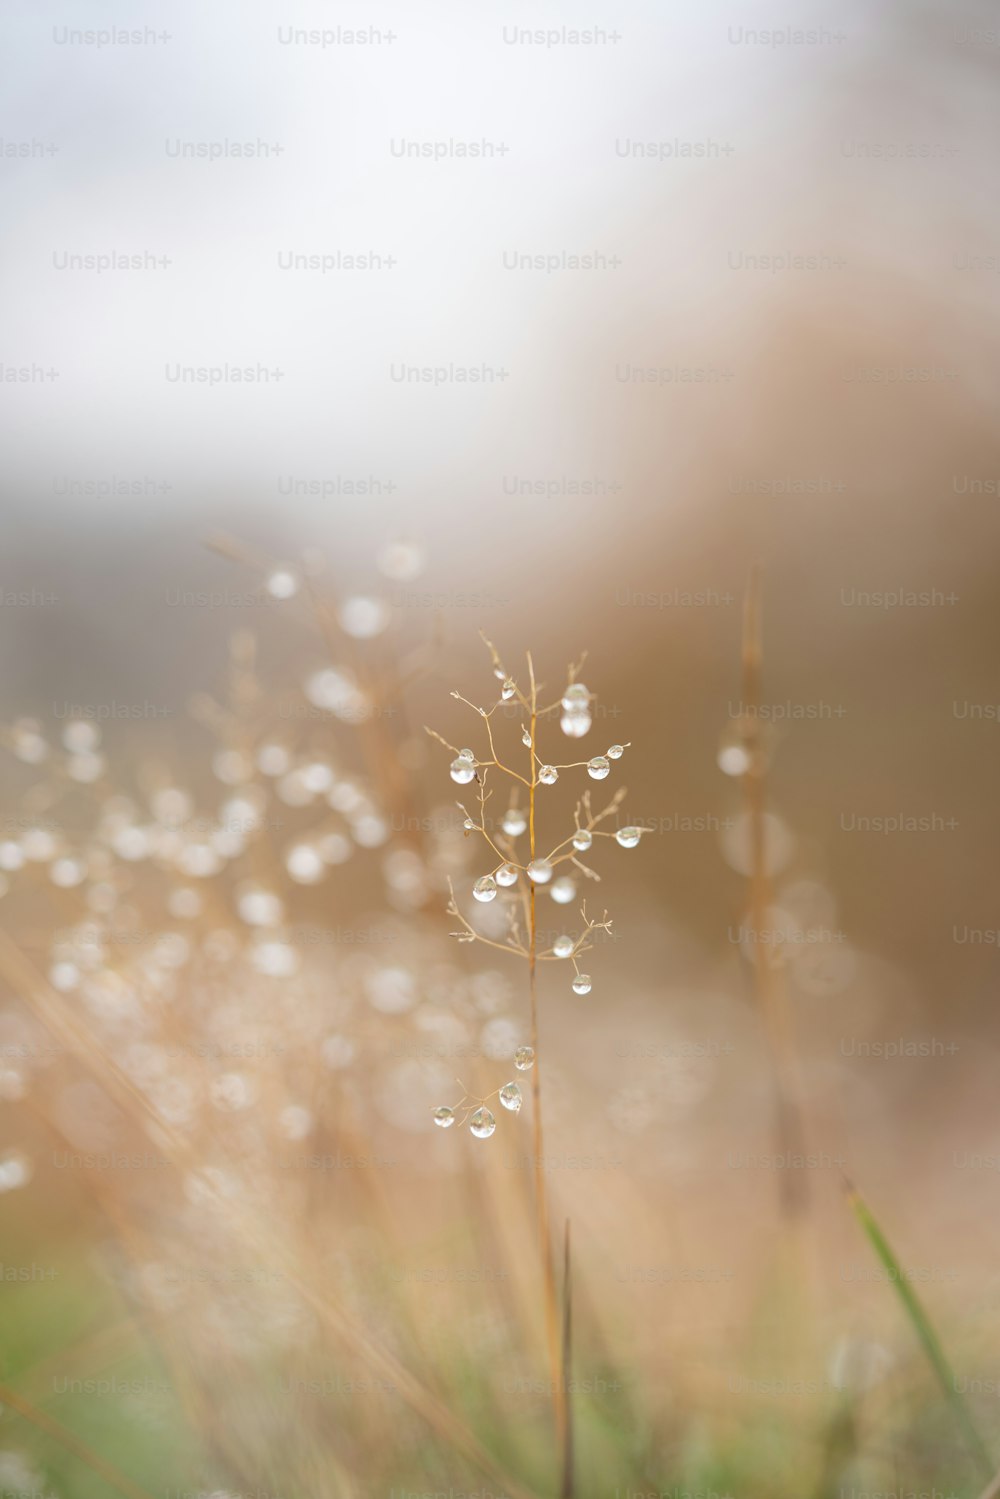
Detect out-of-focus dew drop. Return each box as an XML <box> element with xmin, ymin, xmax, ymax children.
<box><xmin>11</xmin><ymin>718</ymin><xmax>48</xmax><ymax>763</ymax></box>
<box><xmin>719</xmin><ymin>811</ymin><xmax>795</xmax><ymax>878</ymax></box>
<box><xmin>321</xmin><ymin>1034</ymin><xmax>357</xmax><ymax>1069</ymax></box>
<box><xmin>279</xmin><ymin>1104</ymin><xmax>313</xmax><ymax>1140</ymax></box>
<box><xmin>257</xmin><ymin>741</ymin><xmax>291</xmax><ymax>777</ymax></box>
<box><xmin>304</xmin><ymin>666</ymin><xmax>368</xmax><ymax>722</ymax></box>
<box><xmin>480</xmin><ymin>1016</ymin><xmax>519</xmax><ymax>1060</ymax></box>
<box><xmin>0</xmin><ymin>840</ymin><xmax>24</xmax><ymax>871</ymax></box>
<box><xmin>366</xmin><ymin>966</ymin><xmax>416</xmax><ymax>1015</ymax></box>
<box><xmin>22</xmin><ymin>827</ymin><xmax>57</xmax><ymax>862</ymax></box>
<box><xmin>828</xmin><ymin>1336</ymin><xmax>892</xmax><ymax>1394</ymax></box>
<box><xmin>237</xmin><ymin>885</ymin><xmax>284</xmax><ymax>928</ymax></box>
<box><xmin>383</xmin><ymin>847</ymin><xmax>428</xmax><ymax>908</ymax></box>
<box><xmin>168</xmin><ymin>886</ymin><xmax>203</xmax><ymax>919</ymax></box>
<box><xmin>0</xmin><ymin>1150</ymin><xmax>32</xmax><ymax>1192</ymax></box>
<box><xmin>62</xmin><ymin>719</ymin><xmax>100</xmax><ymax>754</ymax></box>
<box><xmin>250</xmin><ymin>939</ymin><xmax>299</xmax><ymax>978</ymax></box>
<box><xmin>285</xmin><ymin>843</ymin><xmax>325</xmax><ymax>885</ymax></box>
<box><xmin>211</xmin><ymin>748</ymin><xmax>250</xmax><ymax>786</ymax></box>
<box><xmin>265</xmin><ymin>565</ymin><xmax>299</xmax><ymax>600</ymax></box>
<box><xmin>150</xmin><ymin>787</ymin><xmax>194</xmax><ymax>826</ymax></box>
<box><xmin>339</xmin><ymin>595</ymin><xmax>389</xmax><ymax>639</ymax></box>
<box><xmin>210</xmin><ymin>1073</ymin><xmax>256</xmax><ymax>1112</ymax></box>
<box><xmin>49</xmin><ymin>855</ymin><xmax>86</xmax><ymax>888</ymax></box>
<box><xmin>377</xmin><ymin>538</ymin><xmax>424</xmax><ymax>581</ymax></box>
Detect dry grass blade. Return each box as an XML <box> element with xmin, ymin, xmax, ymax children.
<box><xmin>0</xmin><ymin>1382</ymin><xmax>158</xmax><ymax>1499</ymax></box>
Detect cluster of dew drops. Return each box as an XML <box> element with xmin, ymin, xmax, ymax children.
<box><xmin>433</xmin><ymin>1045</ymin><xmax>535</xmax><ymax>1139</ymax></box>
<box><xmin>435</xmin><ymin>659</ymin><xmax>645</xmax><ymax>1138</ymax></box>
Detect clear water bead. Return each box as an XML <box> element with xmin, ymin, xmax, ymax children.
<box><xmin>499</xmin><ymin>1082</ymin><xmax>522</xmax><ymax>1113</ymax></box>
<box><xmin>607</xmin><ymin>744</ymin><xmax>625</xmax><ymax>759</ymax></box>
<box><xmin>433</xmin><ymin>1106</ymin><xmax>456</xmax><ymax>1129</ymax></box>
<box><xmin>495</xmin><ymin>863</ymin><xmax>518</xmax><ymax>887</ymax></box>
<box><xmin>553</xmin><ymin>935</ymin><xmax>575</xmax><ymax>958</ymax></box>
<box><xmin>514</xmin><ymin>1046</ymin><xmax>535</xmax><ymax>1070</ymax></box>
<box><xmin>561</xmin><ymin>709</ymin><xmax>592</xmax><ymax>739</ymax></box>
<box><xmin>501</xmin><ymin>679</ymin><xmax>516</xmax><ymax>701</ymax></box>
<box><xmin>458</xmin><ymin>747</ymin><xmax>475</xmax><ymax>760</ymax></box>
<box><xmin>502</xmin><ymin>808</ymin><xmax>527</xmax><ymax>837</ymax></box>
<box><xmin>463</xmin><ymin>817</ymin><xmax>476</xmax><ymax>831</ymax></box>
<box><xmin>562</xmin><ymin>683</ymin><xmax>590</xmax><ymax>711</ymax></box>
<box><xmin>450</xmin><ymin>758</ymin><xmax>476</xmax><ymax>785</ymax></box>
<box><xmin>572</xmin><ymin>828</ymin><xmax>593</xmax><ymax>851</ymax></box>
<box><xmin>521</xmin><ymin>728</ymin><xmax>532</xmax><ymax>747</ymax></box>
<box><xmin>550</xmin><ymin>877</ymin><xmax>576</xmax><ymax>904</ymax></box>
<box><xmin>538</xmin><ymin>765</ymin><xmax>558</xmax><ymax>786</ymax></box>
<box><xmin>587</xmin><ymin>757</ymin><xmax>610</xmax><ymax>780</ymax></box>
<box><xmin>473</xmin><ymin>875</ymin><xmax>498</xmax><ymax>903</ymax></box>
<box><xmin>526</xmin><ymin>859</ymin><xmax>553</xmax><ymax>884</ymax></box>
<box><xmin>616</xmin><ymin>827</ymin><xmax>642</xmax><ymax>848</ymax></box>
<box><xmin>572</xmin><ymin>974</ymin><xmax>593</xmax><ymax>995</ymax></box>
<box><xmin>469</xmin><ymin>1106</ymin><xmax>496</xmax><ymax>1139</ymax></box>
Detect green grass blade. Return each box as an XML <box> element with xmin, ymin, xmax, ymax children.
<box><xmin>849</xmin><ymin>1182</ymin><xmax>993</xmax><ymax>1480</ymax></box>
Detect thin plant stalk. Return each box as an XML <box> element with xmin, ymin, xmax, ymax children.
<box><xmin>526</xmin><ymin>651</ymin><xmax>568</xmax><ymax>1459</ymax></box>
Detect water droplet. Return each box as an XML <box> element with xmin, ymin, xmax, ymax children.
<box><xmin>266</xmin><ymin>567</ymin><xmax>299</xmax><ymax>600</ymax></box>
<box><xmin>495</xmin><ymin>863</ymin><xmax>518</xmax><ymax>887</ymax></box>
<box><xmin>561</xmin><ymin>708</ymin><xmax>592</xmax><ymax>738</ymax></box>
<box><xmin>553</xmin><ymin>935</ymin><xmax>574</xmax><ymax>958</ymax></box>
<box><xmin>527</xmin><ymin>859</ymin><xmax>553</xmax><ymax>884</ymax></box>
<box><xmin>572</xmin><ymin>828</ymin><xmax>593</xmax><ymax>851</ymax></box>
<box><xmin>514</xmin><ymin>1046</ymin><xmax>535</xmax><ymax>1070</ymax></box>
<box><xmin>502</xmin><ymin>808</ymin><xmax>527</xmax><ymax>837</ymax></box>
<box><xmin>433</xmin><ymin>1105</ymin><xmax>456</xmax><ymax>1128</ymax></box>
<box><xmin>501</xmin><ymin>679</ymin><xmax>516</xmax><ymax>701</ymax></box>
<box><xmin>339</xmin><ymin>595</ymin><xmax>389</xmax><ymax>639</ymax></box>
<box><xmin>458</xmin><ymin>747</ymin><xmax>475</xmax><ymax>760</ymax></box>
<box><xmin>607</xmin><ymin>744</ymin><xmax>625</xmax><ymax>759</ymax></box>
<box><xmin>550</xmin><ymin>876</ymin><xmax>576</xmax><ymax>904</ymax></box>
<box><xmin>538</xmin><ymin>765</ymin><xmax>558</xmax><ymax>786</ymax></box>
<box><xmin>521</xmin><ymin>728</ymin><xmax>532</xmax><ymax>747</ymax></box>
<box><xmin>473</xmin><ymin>875</ymin><xmax>498</xmax><ymax>903</ymax></box>
<box><xmin>587</xmin><ymin>757</ymin><xmax>610</xmax><ymax>780</ymax></box>
<box><xmin>450</xmin><ymin>758</ymin><xmax>476</xmax><ymax>785</ymax></box>
<box><xmin>469</xmin><ymin>1106</ymin><xmax>496</xmax><ymax>1139</ymax></box>
<box><xmin>499</xmin><ymin>1082</ymin><xmax>522</xmax><ymax>1112</ymax></box>
<box><xmin>463</xmin><ymin>817</ymin><xmax>476</xmax><ymax>831</ymax></box>
<box><xmin>562</xmin><ymin>683</ymin><xmax>590</xmax><ymax>711</ymax></box>
<box><xmin>615</xmin><ymin>827</ymin><xmax>642</xmax><ymax>848</ymax></box>
<box><xmin>572</xmin><ymin>974</ymin><xmax>593</xmax><ymax>995</ymax></box>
